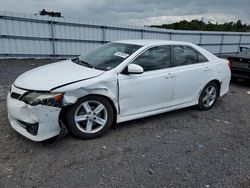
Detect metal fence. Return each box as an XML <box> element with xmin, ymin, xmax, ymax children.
<box><xmin>1</xmin><ymin>10</ymin><xmax>250</xmax><ymax>59</ymax></box>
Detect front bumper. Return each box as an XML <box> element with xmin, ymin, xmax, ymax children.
<box><xmin>7</xmin><ymin>92</ymin><xmax>61</xmax><ymax>142</ymax></box>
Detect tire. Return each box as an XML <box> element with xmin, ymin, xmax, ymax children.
<box><xmin>197</xmin><ymin>82</ymin><xmax>218</xmax><ymax>111</ymax></box>
<box><xmin>66</xmin><ymin>95</ymin><xmax>114</xmax><ymax>139</ymax></box>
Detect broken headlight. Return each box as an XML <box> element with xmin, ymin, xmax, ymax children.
<box><xmin>20</xmin><ymin>92</ymin><xmax>64</xmax><ymax>106</ymax></box>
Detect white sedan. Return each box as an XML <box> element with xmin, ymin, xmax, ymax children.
<box><xmin>7</xmin><ymin>40</ymin><xmax>231</xmax><ymax>141</ymax></box>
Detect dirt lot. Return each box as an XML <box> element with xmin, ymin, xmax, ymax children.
<box><xmin>0</xmin><ymin>59</ymin><xmax>250</xmax><ymax>188</ymax></box>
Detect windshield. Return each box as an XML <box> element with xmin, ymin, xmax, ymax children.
<box><xmin>239</xmin><ymin>48</ymin><xmax>250</xmax><ymax>56</ymax></box>
<box><xmin>75</xmin><ymin>42</ymin><xmax>142</xmax><ymax>70</ymax></box>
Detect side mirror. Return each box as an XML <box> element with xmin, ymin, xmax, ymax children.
<box><xmin>127</xmin><ymin>64</ymin><xmax>144</xmax><ymax>74</ymax></box>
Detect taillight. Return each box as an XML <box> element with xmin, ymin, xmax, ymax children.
<box><xmin>227</xmin><ymin>58</ymin><xmax>232</xmax><ymax>69</ymax></box>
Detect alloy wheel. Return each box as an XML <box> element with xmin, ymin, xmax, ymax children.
<box><xmin>74</xmin><ymin>100</ymin><xmax>108</xmax><ymax>134</ymax></box>
<box><xmin>202</xmin><ymin>85</ymin><xmax>217</xmax><ymax>108</ymax></box>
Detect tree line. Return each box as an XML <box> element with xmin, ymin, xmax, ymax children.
<box><xmin>150</xmin><ymin>20</ymin><xmax>250</xmax><ymax>32</ymax></box>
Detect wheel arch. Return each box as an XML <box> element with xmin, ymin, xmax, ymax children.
<box><xmin>208</xmin><ymin>79</ymin><xmax>221</xmax><ymax>97</ymax></box>
<box><xmin>88</xmin><ymin>94</ymin><xmax>118</xmax><ymax>121</ymax></box>
<box><xmin>59</xmin><ymin>93</ymin><xmax>118</xmax><ymax>129</ymax></box>
<box><xmin>197</xmin><ymin>79</ymin><xmax>221</xmax><ymax>110</ymax></box>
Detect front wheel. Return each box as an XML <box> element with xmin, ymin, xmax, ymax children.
<box><xmin>66</xmin><ymin>96</ymin><xmax>114</xmax><ymax>139</ymax></box>
<box><xmin>198</xmin><ymin>82</ymin><xmax>218</xmax><ymax>110</ymax></box>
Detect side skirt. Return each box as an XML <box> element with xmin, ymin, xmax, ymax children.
<box><xmin>117</xmin><ymin>101</ymin><xmax>197</xmax><ymax>123</ymax></box>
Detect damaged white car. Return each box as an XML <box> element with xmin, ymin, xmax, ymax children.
<box><xmin>7</xmin><ymin>40</ymin><xmax>231</xmax><ymax>141</ymax></box>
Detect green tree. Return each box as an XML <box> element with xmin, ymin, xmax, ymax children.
<box><xmin>150</xmin><ymin>20</ymin><xmax>250</xmax><ymax>32</ymax></box>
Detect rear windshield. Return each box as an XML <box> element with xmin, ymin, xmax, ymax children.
<box><xmin>239</xmin><ymin>48</ymin><xmax>250</xmax><ymax>56</ymax></box>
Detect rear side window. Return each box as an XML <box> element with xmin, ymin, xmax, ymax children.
<box><xmin>172</xmin><ymin>46</ymin><xmax>208</xmax><ymax>67</ymax></box>
<box><xmin>197</xmin><ymin>52</ymin><xmax>208</xmax><ymax>63</ymax></box>
<box><xmin>132</xmin><ymin>45</ymin><xmax>171</xmax><ymax>71</ymax></box>
<box><xmin>173</xmin><ymin>46</ymin><xmax>198</xmax><ymax>66</ymax></box>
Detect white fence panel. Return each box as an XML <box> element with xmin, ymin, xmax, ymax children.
<box><xmin>201</xmin><ymin>35</ymin><xmax>222</xmax><ymax>44</ymax></box>
<box><xmin>105</xmin><ymin>28</ymin><xmax>141</xmax><ymax>41</ymax></box>
<box><xmin>221</xmin><ymin>44</ymin><xmax>239</xmax><ymax>53</ymax></box>
<box><xmin>202</xmin><ymin>45</ymin><xmax>221</xmax><ymax>54</ymax></box>
<box><xmin>1</xmin><ymin>11</ymin><xmax>250</xmax><ymax>58</ymax></box>
<box><xmin>143</xmin><ymin>32</ymin><xmax>170</xmax><ymax>40</ymax></box>
<box><xmin>241</xmin><ymin>35</ymin><xmax>250</xmax><ymax>43</ymax></box>
<box><xmin>223</xmin><ymin>35</ymin><xmax>240</xmax><ymax>44</ymax></box>
<box><xmin>172</xmin><ymin>34</ymin><xmax>200</xmax><ymax>43</ymax></box>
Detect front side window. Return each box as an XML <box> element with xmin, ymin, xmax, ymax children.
<box><xmin>75</xmin><ymin>42</ymin><xmax>141</xmax><ymax>70</ymax></box>
<box><xmin>132</xmin><ymin>45</ymin><xmax>171</xmax><ymax>71</ymax></box>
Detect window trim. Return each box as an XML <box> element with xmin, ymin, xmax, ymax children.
<box><xmin>119</xmin><ymin>44</ymin><xmax>209</xmax><ymax>74</ymax></box>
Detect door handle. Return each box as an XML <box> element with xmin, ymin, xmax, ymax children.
<box><xmin>164</xmin><ymin>73</ymin><xmax>174</xmax><ymax>79</ymax></box>
<box><xmin>203</xmin><ymin>67</ymin><xmax>211</xmax><ymax>72</ymax></box>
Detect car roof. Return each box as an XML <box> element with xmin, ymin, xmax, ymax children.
<box><xmin>114</xmin><ymin>39</ymin><xmax>194</xmax><ymax>46</ymax></box>
<box><xmin>114</xmin><ymin>39</ymin><xmax>219</xmax><ymax>62</ymax></box>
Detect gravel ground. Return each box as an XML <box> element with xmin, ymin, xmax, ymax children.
<box><xmin>0</xmin><ymin>59</ymin><xmax>250</xmax><ymax>188</ymax></box>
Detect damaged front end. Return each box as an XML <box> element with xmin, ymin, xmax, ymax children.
<box><xmin>7</xmin><ymin>85</ymin><xmax>64</xmax><ymax>141</ymax></box>
<box><xmin>7</xmin><ymin>81</ymin><xmax>119</xmax><ymax>141</ymax></box>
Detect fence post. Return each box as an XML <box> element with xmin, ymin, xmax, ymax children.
<box><xmin>219</xmin><ymin>34</ymin><xmax>224</xmax><ymax>54</ymax></box>
<box><xmin>140</xmin><ymin>29</ymin><xmax>144</xmax><ymax>39</ymax></box>
<box><xmin>199</xmin><ymin>33</ymin><xmax>203</xmax><ymax>45</ymax></box>
<box><xmin>50</xmin><ymin>20</ymin><xmax>55</xmax><ymax>59</ymax></box>
<box><xmin>102</xmin><ymin>26</ymin><xmax>106</xmax><ymax>44</ymax></box>
<box><xmin>169</xmin><ymin>32</ymin><xmax>172</xmax><ymax>40</ymax></box>
<box><xmin>238</xmin><ymin>34</ymin><xmax>242</xmax><ymax>52</ymax></box>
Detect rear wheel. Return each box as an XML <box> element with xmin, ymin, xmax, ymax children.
<box><xmin>66</xmin><ymin>96</ymin><xmax>114</xmax><ymax>139</ymax></box>
<box><xmin>198</xmin><ymin>82</ymin><xmax>218</xmax><ymax>110</ymax></box>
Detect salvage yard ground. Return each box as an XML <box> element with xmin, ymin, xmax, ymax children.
<box><xmin>0</xmin><ymin>59</ymin><xmax>250</xmax><ymax>188</ymax></box>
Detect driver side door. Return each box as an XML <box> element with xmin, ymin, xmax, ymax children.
<box><xmin>118</xmin><ymin>45</ymin><xmax>175</xmax><ymax>116</ymax></box>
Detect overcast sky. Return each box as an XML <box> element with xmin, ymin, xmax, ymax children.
<box><xmin>1</xmin><ymin>0</ymin><xmax>249</xmax><ymax>26</ymax></box>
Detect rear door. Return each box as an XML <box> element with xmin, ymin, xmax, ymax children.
<box><xmin>170</xmin><ymin>45</ymin><xmax>213</xmax><ymax>105</ymax></box>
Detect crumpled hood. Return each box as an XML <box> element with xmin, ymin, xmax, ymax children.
<box><xmin>14</xmin><ymin>59</ymin><xmax>104</xmax><ymax>91</ymax></box>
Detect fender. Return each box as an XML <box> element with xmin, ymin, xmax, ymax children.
<box><xmin>62</xmin><ymin>86</ymin><xmax>119</xmax><ymax>113</ymax></box>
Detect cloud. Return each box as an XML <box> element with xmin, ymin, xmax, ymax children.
<box><xmin>0</xmin><ymin>0</ymin><xmax>249</xmax><ymax>25</ymax></box>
